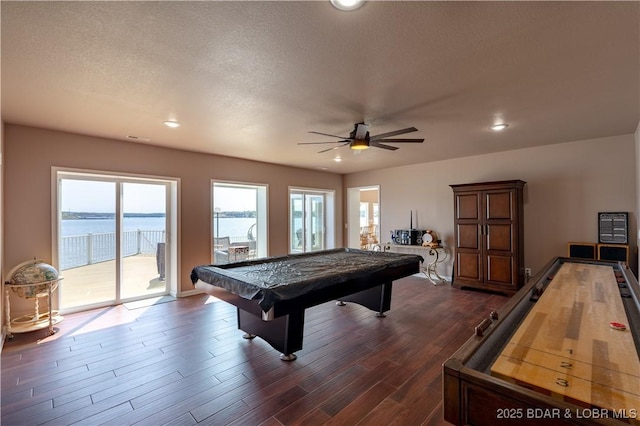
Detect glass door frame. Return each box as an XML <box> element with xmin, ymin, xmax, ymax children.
<box><xmin>304</xmin><ymin>193</ymin><xmax>325</xmax><ymax>252</ymax></box>
<box><xmin>52</xmin><ymin>168</ymin><xmax>179</xmax><ymax>314</ymax></box>
<box><xmin>288</xmin><ymin>187</ymin><xmax>335</xmax><ymax>254</ymax></box>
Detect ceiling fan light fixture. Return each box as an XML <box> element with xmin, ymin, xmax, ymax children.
<box><xmin>350</xmin><ymin>139</ymin><xmax>369</xmax><ymax>150</ymax></box>
<box><xmin>490</xmin><ymin>123</ymin><xmax>509</xmax><ymax>131</ymax></box>
<box><xmin>163</xmin><ymin>120</ymin><xmax>181</xmax><ymax>128</ymax></box>
<box><xmin>330</xmin><ymin>0</ymin><xmax>365</xmax><ymax>11</ymax></box>
<box><xmin>300</xmin><ymin>122</ymin><xmax>422</xmax><ymax>153</ymax></box>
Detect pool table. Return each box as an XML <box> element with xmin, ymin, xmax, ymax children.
<box><xmin>191</xmin><ymin>248</ymin><xmax>423</xmax><ymax>360</ymax></box>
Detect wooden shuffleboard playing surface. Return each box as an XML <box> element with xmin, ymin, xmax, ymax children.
<box><xmin>491</xmin><ymin>262</ymin><xmax>640</xmax><ymax>415</ymax></box>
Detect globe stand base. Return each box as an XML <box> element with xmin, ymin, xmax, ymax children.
<box><xmin>10</xmin><ymin>312</ymin><xmax>63</xmax><ymax>334</ymax></box>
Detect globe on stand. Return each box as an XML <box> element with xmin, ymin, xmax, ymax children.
<box><xmin>5</xmin><ymin>258</ymin><xmax>64</xmax><ymax>337</ymax></box>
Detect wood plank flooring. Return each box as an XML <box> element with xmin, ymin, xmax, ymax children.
<box><xmin>2</xmin><ymin>275</ymin><xmax>508</xmax><ymax>425</ymax></box>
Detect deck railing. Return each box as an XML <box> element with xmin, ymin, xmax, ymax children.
<box><xmin>61</xmin><ymin>230</ymin><xmax>256</xmax><ymax>270</ymax></box>
<box><xmin>60</xmin><ymin>230</ymin><xmax>166</xmax><ymax>270</ymax></box>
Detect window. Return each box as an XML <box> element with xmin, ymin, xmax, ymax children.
<box><xmin>212</xmin><ymin>182</ymin><xmax>268</xmax><ymax>264</ymax></box>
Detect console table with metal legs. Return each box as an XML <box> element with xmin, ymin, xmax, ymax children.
<box><xmin>384</xmin><ymin>244</ymin><xmax>449</xmax><ymax>285</ymax></box>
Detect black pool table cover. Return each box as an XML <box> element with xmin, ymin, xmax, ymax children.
<box><xmin>191</xmin><ymin>248</ymin><xmax>423</xmax><ymax>312</ymax></box>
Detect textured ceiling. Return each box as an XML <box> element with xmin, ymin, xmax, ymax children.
<box><xmin>2</xmin><ymin>1</ymin><xmax>639</xmax><ymax>174</ymax></box>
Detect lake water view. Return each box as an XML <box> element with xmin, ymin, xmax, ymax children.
<box><xmin>60</xmin><ymin>216</ymin><xmax>256</xmax><ymax>270</ymax></box>
<box><xmin>61</xmin><ymin>216</ymin><xmax>256</xmax><ymax>238</ymax></box>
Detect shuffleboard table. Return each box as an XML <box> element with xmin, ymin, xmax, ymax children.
<box><xmin>191</xmin><ymin>248</ymin><xmax>423</xmax><ymax>360</ymax></box>
<box><xmin>443</xmin><ymin>257</ymin><xmax>640</xmax><ymax>425</ymax></box>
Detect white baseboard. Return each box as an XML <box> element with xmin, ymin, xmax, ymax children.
<box><xmin>178</xmin><ymin>288</ymin><xmax>203</xmax><ymax>298</ymax></box>
<box><xmin>0</xmin><ymin>327</ymin><xmax>6</xmax><ymax>354</ymax></box>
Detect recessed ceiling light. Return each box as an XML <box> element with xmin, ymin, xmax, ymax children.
<box><xmin>330</xmin><ymin>0</ymin><xmax>365</xmax><ymax>11</ymax></box>
<box><xmin>333</xmin><ymin>156</ymin><xmax>343</xmax><ymax>162</ymax></box>
<box><xmin>490</xmin><ymin>123</ymin><xmax>509</xmax><ymax>131</ymax></box>
<box><xmin>163</xmin><ymin>120</ymin><xmax>181</xmax><ymax>128</ymax></box>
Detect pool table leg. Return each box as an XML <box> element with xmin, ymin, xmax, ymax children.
<box><xmin>279</xmin><ymin>353</ymin><xmax>297</xmax><ymax>361</ymax></box>
<box><xmin>236</xmin><ymin>308</ymin><xmax>305</xmax><ymax>361</ymax></box>
<box><xmin>337</xmin><ymin>282</ymin><xmax>393</xmax><ymax>317</ymax></box>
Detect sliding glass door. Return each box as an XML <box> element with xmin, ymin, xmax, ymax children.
<box><xmin>57</xmin><ymin>172</ymin><xmax>173</xmax><ymax>312</ymax></box>
<box><xmin>290</xmin><ymin>189</ymin><xmax>331</xmax><ymax>253</ymax></box>
<box><xmin>59</xmin><ymin>179</ymin><xmax>117</xmax><ymax>307</ymax></box>
<box><xmin>121</xmin><ymin>182</ymin><xmax>167</xmax><ymax>299</ymax></box>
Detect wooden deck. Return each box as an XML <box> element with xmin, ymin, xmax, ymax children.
<box><xmin>1</xmin><ymin>275</ymin><xmax>508</xmax><ymax>425</ymax></box>
<box><xmin>60</xmin><ymin>254</ymin><xmax>167</xmax><ymax>309</ymax></box>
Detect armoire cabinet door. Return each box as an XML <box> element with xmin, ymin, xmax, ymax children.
<box><xmin>484</xmin><ymin>189</ymin><xmax>517</xmax><ymax>287</ymax></box>
<box><xmin>454</xmin><ymin>191</ymin><xmax>483</xmax><ymax>284</ymax></box>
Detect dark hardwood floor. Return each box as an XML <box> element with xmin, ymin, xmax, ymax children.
<box><xmin>1</xmin><ymin>275</ymin><xmax>508</xmax><ymax>425</ymax></box>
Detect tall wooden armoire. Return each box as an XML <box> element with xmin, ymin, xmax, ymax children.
<box><xmin>450</xmin><ymin>180</ymin><xmax>526</xmax><ymax>295</ymax></box>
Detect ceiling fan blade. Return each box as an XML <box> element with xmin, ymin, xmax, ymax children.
<box><xmin>318</xmin><ymin>142</ymin><xmax>350</xmax><ymax>153</ymax></box>
<box><xmin>355</xmin><ymin>123</ymin><xmax>369</xmax><ymax>139</ymax></box>
<box><xmin>309</xmin><ymin>131</ymin><xmax>353</xmax><ymax>140</ymax></box>
<box><xmin>369</xmin><ymin>127</ymin><xmax>418</xmax><ymax>141</ymax></box>
<box><xmin>374</xmin><ymin>138</ymin><xmax>424</xmax><ymax>143</ymax></box>
<box><xmin>298</xmin><ymin>140</ymin><xmax>349</xmax><ymax>145</ymax></box>
<box><xmin>370</xmin><ymin>142</ymin><xmax>399</xmax><ymax>151</ymax></box>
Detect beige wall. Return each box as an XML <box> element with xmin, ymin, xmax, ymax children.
<box><xmin>0</xmin><ymin>122</ymin><xmax>4</xmax><ymax>338</ymax></box>
<box><xmin>3</xmin><ymin>124</ymin><xmax>343</xmax><ymax>316</ymax></box>
<box><xmin>344</xmin><ymin>134</ymin><xmax>638</xmax><ymax>278</ymax></box>
<box><xmin>636</xmin><ymin>122</ymin><xmax>640</xmax><ymax>268</ymax></box>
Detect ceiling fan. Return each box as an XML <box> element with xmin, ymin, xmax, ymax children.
<box><xmin>298</xmin><ymin>123</ymin><xmax>424</xmax><ymax>153</ymax></box>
